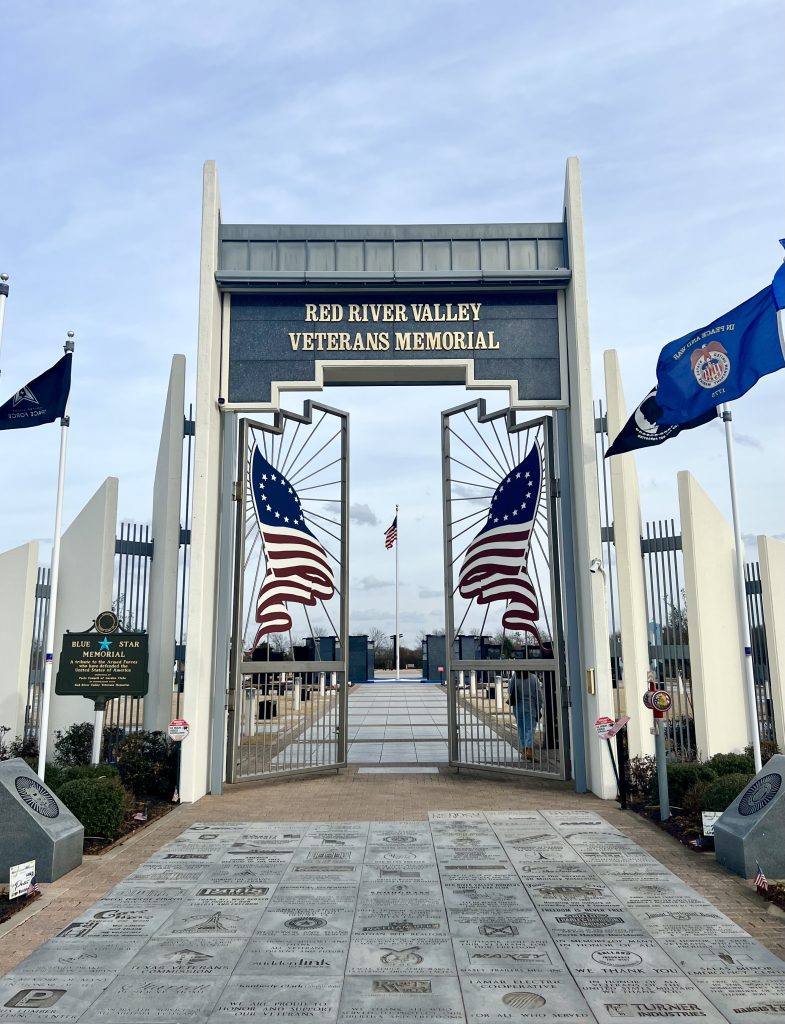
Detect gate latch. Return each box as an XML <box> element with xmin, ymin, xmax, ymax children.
<box><xmin>550</xmin><ymin>476</ymin><xmax>561</xmax><ymax>498</ymax></box>
<box><xmin>232</xmin><ymin>481</ymin><xmax>241</xmax><ymax>501</ymax></box>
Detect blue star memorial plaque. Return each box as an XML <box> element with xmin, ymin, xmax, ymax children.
<box><xmin>55</xmin><ymin>610</ymin><xmax>149</xmax><ymax>705</ymax></box>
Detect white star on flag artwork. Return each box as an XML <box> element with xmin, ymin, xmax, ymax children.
<box><xmin>248</xmin><ymin>446</ymin><xmax>335</xmax><ymax>650</ymax></box>
<box><xmin>457</xmin><ymin>443</ymin><xmax>543</xmax><ymax>641</ymax></box>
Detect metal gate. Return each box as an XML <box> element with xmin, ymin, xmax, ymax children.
<box><xmin>228</xmin><ymin>402</ymin><xmax>349</xmax><ymax>782</ymax></box>
<box><xmin>442</xmin><ymin>401</ymin><xmax>569</xmax><ymax>778</ymax></box>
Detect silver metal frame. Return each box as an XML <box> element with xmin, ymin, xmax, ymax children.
<box><xmin>442</xmin><ymin>401</ymin><xmax>569</xmax><ymax>779</ymax></box>
<box><xmin>228</xmin><ymin>402</ymin><xmax>349</xmax><ymax>783</ymax></box>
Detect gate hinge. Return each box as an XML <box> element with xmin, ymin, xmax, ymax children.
<box><xmin>232</xmin><ymin>481</ymin><xmax>241</xmax><ymax>501</ymax></box>
<box><xmin>550</xmin><ymin>476</ymin><xmax>561</xmax><ymax>498</ymax></box>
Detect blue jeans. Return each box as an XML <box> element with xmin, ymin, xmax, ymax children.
<box><xmin>514</xmin><ymin>695</ymin><xmax>536</xmax><ymax>750</ymax></box>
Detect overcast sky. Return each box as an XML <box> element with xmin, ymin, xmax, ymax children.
<box><xmin>0</xmin><ymin>0</ymin><xmax>782</xmax><ymax>645</ymax></box>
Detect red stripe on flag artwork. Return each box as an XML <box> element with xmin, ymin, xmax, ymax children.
<box><xmin>248</xmin><ymin>446</ymin><xmax>335</xmax><ymax>651</ymax></box>
<box><xmin>457</xmin><ymin>444</ymin><xmax>542</xmax><ymax>641</ymax></box>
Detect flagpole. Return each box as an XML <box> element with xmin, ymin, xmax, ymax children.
<box><xmin>36</xmin><ymin>332</ymin><xmax>75</xmax><ymax>779</ymax></box>
<box><xmin>0</xmin><ymin>274</ymin><xmax>9</xmax><ymax>373</ymax></box>
<box><xmin>720</xmin><ymin>403</ymin><xmax>762</xmax><ymax>773</ymax></box>
<box><xmin>395</xmin><ymin>504</ymin><xmax>400</xmax><ymax>678</ymax></box>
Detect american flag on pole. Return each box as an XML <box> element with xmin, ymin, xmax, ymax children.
<box><xmin>384</xmin><ymin>515</ymin><xmax>398</xmax><ymax>550</ymax></box>
<box><xmin>755</xmin><ymin>862</ymin><xmax>769</xmax><ymax>893</ymax></box>
<box><xmin>458</xmin><ymin>444</ymin><xmax>543</xmax><ymax>640</ymax></box>
<box><xmin>248</xmin><ymin>446</ymin><xmax>335</xmax><ymax>651</ymax></box>
<box><xmin>26</xmin><ymin>876</ymin><xmax>41</xmax><ymax>896</ymax></box>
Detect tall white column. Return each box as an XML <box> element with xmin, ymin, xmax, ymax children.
<box><xmin>46</xmin><ymin>478</ymin><xmax>119</xmax><ymax>750</ymax></box>
<box><xmin>603</xmin><ymin>351</ymin><xmax>655</xmax><ymax>759</ymax></box>
<box><xmin>678</xmin><ymin>471</ymin><xmax>747</xmax><ymax>756</ymax></box>
<box><xmin>562</xmin><ymin>158</ymin><xmax>615</xmax><ymax>799</ymax></box>
<box><xmin>0</xmin><ymin>541</ymin><xmax>39</xmax><ymax>737</ymax></box>
<box><xmin>181</xmin><ymin>162</ymin><xmax>224</xmax><ymax>802</ymax></box>
<box><xmin>144</xmin><ymin>354</ymin><xmax>187</xmax><ymax>732</ymax></box>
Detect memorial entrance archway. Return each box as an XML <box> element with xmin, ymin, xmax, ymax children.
<box><xmin>179</xmin><ymin>159</ymin><xmax>617</xmax><ymax>802</ymax></box>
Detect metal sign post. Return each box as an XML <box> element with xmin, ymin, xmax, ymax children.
<box><xmin>168</xmin><ymin>719</ymin><xmax>189</xmax><ymax>803</ymax></box>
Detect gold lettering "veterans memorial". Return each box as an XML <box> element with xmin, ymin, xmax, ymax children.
<box><xmin>294</xmin><ymin>302</ymin><xmax>500</xmax><ymax>352</ymax></box>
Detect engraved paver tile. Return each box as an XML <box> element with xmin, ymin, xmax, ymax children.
<box><xmin>80</xmin><ymin>977</ymin><xmax>228</xmax><ymax>1021</ymax></box>
<box><xmin>460</xmin><ymin>972</ymin><xmax>593</xmax><ymax>1022</ymax></box>
<box><xmin>695</xmin><ymin>976</ymin><xmax>785</xmax><ymax>1022</ymax></box>
<box><xmin>452</xmin><ymin>937</ymin><xmax>567</xmax><ymax>975</ymax></box>
<box><xmin>338</xmin><ymin>975</ymin><xmax>465</xmax><ymax>1023</ymax></box>
<box><xmin>658</xmin><ymin>936</ymin><xmax>785</xmax><ymax>977</ymax></box>
<box><xmin>346</xmin><ymin>936</ymin><xmax>456</xmax><ymax>976</ymax></box>
<box><xmin>577</xmin><ymin>975</ymin><xmax>729</xmax><ymax>1024</ymax></box>
<box><xmin>209</xmin><ymin>975</ymin><xmax>342</xmax><ymax>1023</ymax></box>
<box><xmin>11</xmin><ymin>940</ymin><xmax>143</xmax><ymax>976</ymax></box>
<box><xmin>236</xmin><ymin>936</ymin><xmax>349</xmax><ymax>976</ymax></box>
<box><xmin>158</xmin><ymin>905</ymin><xmax>266</xmax><ymax>937</ymax></box>
<box><xmin>0</xmin><ymin>974</ymin><xmax>115</xmax><ymax>1023</ymax></box>
<box><xmin>122</xmin><ymin>935</ymin><xmax>247</xmax><ymax>977</ymax></box>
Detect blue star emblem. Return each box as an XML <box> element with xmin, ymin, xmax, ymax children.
<box><xmin>98</xmin><ymin>637</ymin><xmax>112</xmax><ymax>651</ymax></box>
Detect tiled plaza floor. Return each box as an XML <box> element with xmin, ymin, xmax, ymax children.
<box><xmin>347</xmin><ymin>683</ymin><xmax>450</xmax><ymax>764</ymax></box>
<box><xmin>1</xmin><ymin>809</ymin><xmax>784</xmax><ymax>1021</ymax></box>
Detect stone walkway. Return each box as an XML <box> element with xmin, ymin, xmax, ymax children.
<box><xmin>1</xmin><ymin>795</ymin><xmax>784</xmax><ymax>1021</ymax></box>
<box><xmin>347</xmin><ymin>683</ymin><xmax>449</xmax><ymax>764</ymax></box>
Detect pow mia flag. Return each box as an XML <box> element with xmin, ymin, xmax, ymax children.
<box><xmin>605</xmin><ymin>384</ymin><xmax>717</xmax><ymax>458</ymax></box>
<box><xmin>0</xmin><ymin>354</ymin><xmax>72</xmax><ymax>430</ymax></box>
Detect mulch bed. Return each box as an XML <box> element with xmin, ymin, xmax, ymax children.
<box><xmin>0</xmin><ymin>891</ymin><xmax>41</xmax><ymax>926</ymax></box>
<box><xmin>83</xmin><ymin>798</ymin><xmax>177</xmax><ymax>855</ymax></box>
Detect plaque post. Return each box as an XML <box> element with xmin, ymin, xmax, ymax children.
<box><xmin>91</xmin><ymin>698</ymin><xmax>107</xmax><ymax>766</ymax></box>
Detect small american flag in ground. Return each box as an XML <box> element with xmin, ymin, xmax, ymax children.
<box><xmin>249</xmin><ymin>446</ymin><xmax>335</xmax><ymax>650</ymax></box>
<box><xmin>458</xmin><ymin>444</ymin><xmax>543</xmax><ymax>640</ymax></box>
<box><xmin>755</xmin><ymin>863</ymin><xmax>769</xmax><ymax>893</ymax></box>
<box><xmin>384</xmin><ymin>515</ymin><xmax>398</xmax><ymax>550</ymax></box>
<box><xmin>27</xmin><ymin>876</ymin><xmax>40</xmax><ymax>896</ymax></box>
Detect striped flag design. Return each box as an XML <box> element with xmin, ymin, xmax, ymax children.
<box><xmin>755</xmin><ymin>863</ymin><xmax>768</xmax><ymax>893</ymax></box>
<box><xmin>384</xmin><ymin>515</ymin><xmax>398</xmax><ymax>550</ymax></box>
<box><xmin>458</xmin><ymin>444</ymin><xmax>542</xmax><ymax>639</ymax></box>
<box><xmin>249</xmin><ymin>446</ymin><xmax>335</xmax><ymax>650</ymax></box>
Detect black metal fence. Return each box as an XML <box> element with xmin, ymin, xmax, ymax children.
<box><xmin>745</xmin><ymin>561</ymin><xmax>776</xmax><ymax>744</ymax></box>
<box><xmin>22</xmin><ymin>408</ymin><xmax>194</xmax><ymax>750</ymax></box>
<box><xmin>595</xmin><ymin>406</ymin><xmax>776</xmax><ymax>758</ymax></box>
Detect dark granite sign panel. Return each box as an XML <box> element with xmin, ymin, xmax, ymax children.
<box><xmin>228</xmin><ymin>292</ymin><xmax>561</xmax><ymax>404</ymax></box>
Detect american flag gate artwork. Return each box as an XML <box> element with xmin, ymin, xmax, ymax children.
<box><xmin>442</xmin><ymin>401</ymin><xmax>570</xmax><ymax>780</ymax></box>
<box><xmin>229</xmin><ymin>403</ymin><xmax>349</xmax><ymax>782</ymax></box>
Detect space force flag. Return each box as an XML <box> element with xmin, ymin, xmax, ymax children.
<box><xmin>0</xmin><ymin>354</ymin><xmax>72</xmax><ymax>430</ymax></box>
<box><xmin>654</xmin><ymin>261</ymin><xmax>785</xmax><ymax>425</ymax></box>
<box><xmin>605</xmin><ymin>385</ymin><xmax>717</xmax><ymax>458</ymax></box>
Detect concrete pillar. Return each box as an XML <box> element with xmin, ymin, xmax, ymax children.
<box><xmin>181</xmin><ymin>162</ymin><xmax>224</xmax><ymax>802</ymax></box>
<box><xmin>48</xmin><ymin>478</ymin><xmax>118</xmax><ymax>750</ymax></box>
<box><xmin>603</xmin><ymin>351</ymin><xmax>655</xmax><ymax>760</ymax></box>
<box><xmin>144</xmin><ymin>354</ymin><xmax>186</xmax><ymax>732</ymax></box>
<box><xmin>470</xmin><ymin>670</ymin><xmax>477</xmax><ymax>696</ymax></box>
<box><xmin>678</xmin><ymin>471</ymin><xmax>747</xmax><ymax>755</ymax></box>
<box><xmin>758</xmin><ymin>536</ymin><xmax>785</xmax><ymax>747</ymax></box>
<box><xmin>563</xmin><ymin>158</ymin><xmax>615</xmax><ymax>799</ymax></box>
<box><xmin>0</xmin><ymin>542</ymin><xmax>39</xmax><ymax>738</ymax></box>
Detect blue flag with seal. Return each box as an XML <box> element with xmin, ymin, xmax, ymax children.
<box><xmin>655</xmin><ymin>260</ymin><xmax>785</xmax><ymax>425</ymax></box>
<box><xmin>0</xmin><ymin>354</ymin><xmax>72</xmax><ymax>430</ymax></box>
<box><xmin>605</xmin><ymin>385</ymin><xmax>717</xmax><ymax>458</ymax></box>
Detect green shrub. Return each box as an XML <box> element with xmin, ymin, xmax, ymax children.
<box><xmin>745</xmin><ymin>740</ymin><xmax>781</xmax><ymax>766</ymax></box>
<box><xmin>625</xmin><ymin>755</ymin><xmax>656</xmax><ymax>800</ymax></box>
<box><xmin>114</xmin><ymin>731</ymin><xmax>176</xmax><ymax>798</ymax></box>
<box><xmin>54</xmin><ymin>722</ymin><xmax>94</xmax><ymax>766</ymax></box>
<box><xmin>57</xmin><ymin>776</ymin><xmax>128</xmax><ymax>839</ymax></box>
<box><xmin>682</xmin><ymin>780</ymin><xmax>714</xmax><ymax>816</ymax></box>
<box><xmin>651</xmin><ymin>762</ymin><xmax>716</xmax><ymax>806</ymax></box>
<box><xmin>0</xmin><ymin>728</ymin><xmax>39</xmax><ymax>768</ymax></box>
<box><xmin>702</xmin><ymin>772</ymin><xmax>755</xmax><ymax>813</ymax></box>
<box><xmin>709</xmin><ymin>752</ymin><xmax>755</xmax><ymax>777</ymax></box>
<box><xmin>47</xmin><ymin>763</ymin><xmax>121</xmax><ymax>797</ymax></box>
